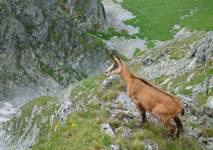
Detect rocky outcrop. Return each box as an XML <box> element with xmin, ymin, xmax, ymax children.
<box><xmin>188</xmin><ymin>31</ymin><xmax>213</xmax><ymax>63</ymax></box>
<box><xmin>0</xmin><ymin>0</ymin><xmax>108</xmax><ymax>104</ymax></box>
<box><xmin>67</xmin><ymin>0</ymin><xmax>106</xmax><ymax>27</ymax></box>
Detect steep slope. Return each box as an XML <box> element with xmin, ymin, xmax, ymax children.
<box><xmin>1</xmin><ymin>29</ymin><xmax>212</xmax><ymax>150</ymax></box>
<box><xmin>0</xmin><ymin>0</ymin><xmax>108</xmax><ymax>121</ymax></box>
<box><xmin>0</xmin><ymin>0</ymin><xmax>109</xmax><ymax>148</ymax></box>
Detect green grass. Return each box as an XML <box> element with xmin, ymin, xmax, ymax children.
<box><xmin>201</xmin><ymin>127</ymin><xmax>213</xmax><ymax>138</ymax></box>
<box><xmin>70</xmin><ymin>73</ymin><xmax>126</xmax><ymax>103</ymax></box>
<box><xmin>133</xmin><ymin>48</ymin><xmax>144</xmax><ymax>58</ymax></box>
<box><xmin>39</xmin><ymin>61</ymin><xmax>54</xmax><ymax>77</ymax></box>
<box><xmin>69</xmin><ymin>74</ymin><xmax>106</xmax><ymax>101</ymax></box>
<box><xmin>89</xmin><ymin>27</ymin><xmax>134</xmax><ymax>40</ymax></box>
<box><xmin>32</xmin><ymin>104</ymin><xmax>113</xmax><ymax>150</ymax></box>
<box><xmin>129</xmin><ymin>61</ymin><xmax>143</xmax><ymax>73</ymax></box>
<box><xmin>32</xmin><ymin>74</ymin><xmax>124</xmax><ymax>149</ymax></box>
<box><xmin>116</xmin><ymin>123</ymin><xmax>204</xmax><ymax>150</ymax></box>
<box><xmin>122</xmin><ymin>0</ymin><xmax>213</xmax><ymax>41</ymax></box>
<box><xmin>85</xmin><ymin>32</ymin><xmax>107</xmax><ymax>50</ymax></box>
<box><xmin>196</xmin><ymin>91</ymin><xmax>208</xmax><ymax>106</ymax></box>
<box><xmin>99</xmin><ymin>80</ymin><xmax>125</xmax><ymax>101</ymax></box>
<box><xmin>116</xmin><ymin>135</ymin><xmax>145</xmax><ymax>150</ymax></box>
<box><xmin>154</xmin><ymin>75</ymin><xmax>169</xmax><ymax>85</ymax></box>
<box><xmin>8</xmin><ymin>96</ymin><xmax>59</xmax><ymax>144</ymax></box>
<box><xmin>196</xmin><ymin>88</ymin><xmax>213</xmax><ymax>106</ymax></box>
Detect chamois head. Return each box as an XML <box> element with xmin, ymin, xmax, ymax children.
<box><xmin>105</xmin><ymin>53</ymin><xmax>123</xmax><ymax>76</ymax></box>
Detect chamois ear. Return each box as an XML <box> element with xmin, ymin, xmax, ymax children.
<box><xmin>111</xmin><ymin>53</ymin><xmax>122</xmax><ymax>64</ymax></box>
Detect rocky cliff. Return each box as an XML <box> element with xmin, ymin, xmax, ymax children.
<box><xmin>0</xmin><ymin>0</ymin><xmax>107</xmax><ymax>105</ymax></box>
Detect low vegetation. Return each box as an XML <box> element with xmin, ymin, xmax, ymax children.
<box><xmin>8</xmin><ymin>96</ymin><xmax>59</xmax><ymax>146</ymax></box>
<box><xmin>89</xmin><ymin>27</ymin><xmax>135</xmax><ymax>40</ymax></box>
<box><xmin>32</xmin><ymin>104</ymin><xmax>112</xmax><ymax>150</ymax></box>
<box><xmin>31</xmin><ymin>72</ymin><xmax>204</xmax><ymax>149</ymax></box>
<box><xmin>133</xmin><ymin>48</ymin><xmax>144</xmax><ymax>58</ymax></box>
<box><xmin>201</xmin><ymin>127</ymin><xmax>213</xmax><ymax>138</ymax></box>
<box><xmin>196</xmin><ymin>88</ymin><xmax>213</xmax><ymax>106</ymax></box>
<box><xmin>122</xmin><ymin>0</ymin><xmax>213</xmax><ymax>41</ymax></box>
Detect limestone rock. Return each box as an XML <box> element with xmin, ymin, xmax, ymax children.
<box><xmin>101</xmin><ymin>123</ymin><xmax>115</xmax><ymax>137</ymax></box>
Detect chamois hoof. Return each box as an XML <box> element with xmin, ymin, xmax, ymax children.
<box><xmin>176</xmin><ymin>128</ymin><xmax>184</xmax><ymax>138</ymax></box>
<box><xmin>140</xmin><ymin>120</ymin><xmax>148</xmax><ymax>128</ymax></box>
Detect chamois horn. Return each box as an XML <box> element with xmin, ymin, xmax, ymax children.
<box><xmin>111</xmin><ymin>53</ymin><xmax>122</xmax><ymax>63</ymax></box>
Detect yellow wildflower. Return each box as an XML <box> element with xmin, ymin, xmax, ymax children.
<box><xmin>54</xmin><ymin>122</ymin><xmax>59</xmax><ymax>131</ymax></box>
<box><xmin>71</xmin><ymin>121</ymin><xmax>76</xmax><ymax>128</ymax></box>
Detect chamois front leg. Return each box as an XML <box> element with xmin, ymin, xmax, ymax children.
<box><xmin>173</xmin><ymin>116</ymin><xmax>184</xmax><ymax>137</ymax></box>
<box><xmin>126</xmin><ymin>88</ymin><xmax>147</xmax><ymax>126</ymax></box>
<box><xmin>136</xmin><ymin>103</ymin><xmax>147</xmax><ymax>126</ymax></box>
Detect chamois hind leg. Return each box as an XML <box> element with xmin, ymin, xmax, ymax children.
<box><xmin>141</xmin><ymin>110</ymin><xmax>147</xmax><ymax>124</ymax></box>
<box><xmin>173</xmin><ymin>116</ymin><xmax>183</xmax><ymax>137</ymax></box>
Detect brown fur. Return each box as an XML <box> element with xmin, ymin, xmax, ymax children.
<box><xmin>106</xmin><ymin>54</ymin><xmax>184</xmax><ymax>136</ymax></box>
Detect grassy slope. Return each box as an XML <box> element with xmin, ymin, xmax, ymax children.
<box><xmin>7</xmin><ymin>96</ymin><xmax>59</xmax><ymax>148</ymax></box>
<box><xmin>32</xmin><ymin>75</ymin><xmax>113</xmax><ymax>150</ymax></box>
<box><xmin>34</xmin><ymin>104</ymin><xmax>112</xmax><ymax>150</ymax></box>
<box><xmin>32</xmin><ymin>32</ymin><xmax>211</xmax><ymax>149</ymax></box>
<box><xmin>122</xmin><ymin>0</ymin><xmax>213</xmax><ymax>40</ymax></box>
<box><xmin>8</xmin><ymin>27</ymin><xmax>212</xmax><ymax>150</ymax></box>
<box><xmin>32</xmin><ymin>74</ymin><xmax>205</xmax><ymax>150</ymax></box>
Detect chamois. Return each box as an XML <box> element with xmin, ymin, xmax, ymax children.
<box><xmin>105</xmin><ymin>54</ymin><xmax>184</xmax><ymax>137</ymax></box>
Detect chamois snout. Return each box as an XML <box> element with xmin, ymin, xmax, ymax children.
<box><xmin>105</xmin><ymin>64</ymin><xmax>114</xmax><ymax>76</ymax></box>
<box><xmin>105</xmin><ymin>70</ymin><xmax>110</xmax><ymax>75</ymax></box>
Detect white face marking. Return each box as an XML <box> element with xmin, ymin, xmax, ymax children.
<box><xmin>105</xmin><ymin>61</ymin><xmax>122</xmax><ymax>76</ymax></box>
<box><xmin>105</xmin><ymin>63</ymin><xmax>115</xmax><ymax>75</ymax></box>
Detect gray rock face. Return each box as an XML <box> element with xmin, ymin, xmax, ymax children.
<box><xmin>174</xmin><ymin>27</ymin><xmax>193</xmax><ymax>39</ymax></box>
<box><xmin>143</xmin><ymin>140</ymin><xmax>159</xmax><ymax>150</ymax></box>
<box><xmin>207</xmin><ymin>96</ymin><xmax>213</xmax><ymax>109</ymax></box>
<box><xmin>0</xmin><ymin>0</ymin><xmax>108</xmax><ymax>105</ymax></box>
<box><xmin>57</xmin><ymin>100</ymin><xmax>75</xmax><ymax>122</ymax></box>
<box><xmin>68</xmin><ymin>0</ymin><xmax>106</xmax><ymax>27</ymax></box>
<box><xmin>114</xmin><ymin>126</ymin><xmax>132</xmax><ymax>138</ymax></box>
<box><xmin>102</xmin><ymin>75</ymin><xmax>121</xmax><ymax>90</ymax></box>
<box><xmin>192</xmin><ymin>76</ymin><xmax>213</xmax><ymax>101</ymax></box>
<box><xmin>188</xmin><ymin>31</ymin><xmax>213</xmax><ymax>63</ymax></box>
<box><xmin>116</xmin><ymin>92</ymin><xmax>138</xmax><ymax>112</ymax></box>
<box><xmin>110</xmin><ymin>144</ymin><xmax>120</xmax><ymax>150</ymax></box>
<box><xmin>198</xmin><ymin>137</ymin><xmax>213</xmax><ymax>150</ymax></box>
<box><xmin>100</xmin><ymin>123</ymin><xmax>115</xmax><ymax>137</ymax></box>
<box><xmin>0</xmin><ymin>98</ymin><xmax>58</xmax><ymax>150</ymax></box>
